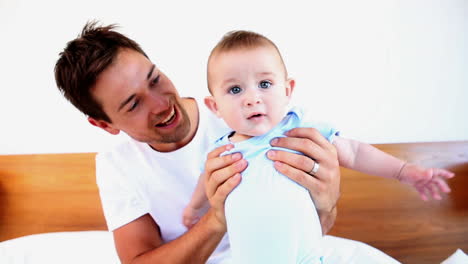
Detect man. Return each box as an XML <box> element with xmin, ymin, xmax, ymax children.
<box><xmin>54</xmin><ymin>22</ymin><xmax>394</xmax><ymax>264</ymax></box>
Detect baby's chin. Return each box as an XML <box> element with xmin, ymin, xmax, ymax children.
<box><xmin>244</xmin><ymin>127</ymin><xmax>274</xmax><ymax>137</ymax></box>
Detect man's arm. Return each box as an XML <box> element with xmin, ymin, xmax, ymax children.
<box><xmin>113</xmin><ymin>144</ymin><xmax>246</xmax><ymax>264</ymax></box>
<box><xmin>318</xmin><ymin>205</ymin><xmax>337</xmax><ymax>235</ymax></box>
<box><xmin>114</xmin><ymin>210</ymin><xmax>225</xmax><ymax>264</ymax></box>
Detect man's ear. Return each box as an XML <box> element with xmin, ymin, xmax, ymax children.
<box><xmin>88</xmin><ymin>117</ymin><xmax>120</xmax><ymax>135</ymax></box>
<box><xmin>204</xmin><ymin>96</ymin><xmax>222</xmax><ymax>117</ymax></box>
<box><xmin>285</xmin><ymin>78</ymin><xmax>295</xmax><ymax>98</ymax></box>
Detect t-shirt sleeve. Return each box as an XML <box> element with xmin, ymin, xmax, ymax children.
<box><xmin>95</xmin><ymin>152</ymin><xmax>148</xmax><ymax>231</ymax></box>
<box><xmin>296</xmin><ymin>106</ymin><xmax>340</xmax><ymax>143</ymax></box>
<box><xmin>309</xmin><ymin>122</ymin><xmax>340</xmax><ymax>143</ymax></box>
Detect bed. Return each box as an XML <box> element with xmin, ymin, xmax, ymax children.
<box><xmin>0</xmin><ymin>141</ymin><xmax>467</xmax><ymax>263</ymax></box>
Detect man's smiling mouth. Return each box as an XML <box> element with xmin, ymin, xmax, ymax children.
<box><xmin>155</xmin><ymin>107</ymin><xmax>176</xmax><ymax>127</ymax></box>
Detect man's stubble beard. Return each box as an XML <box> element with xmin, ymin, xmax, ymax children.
<box><xmin>154</xmin><ymin>99</ymin><xmax>192</xmax><ymax>144</ymax></box>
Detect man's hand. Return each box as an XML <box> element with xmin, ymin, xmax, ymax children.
<box><xmin>267</xmin><ymin>127</ymin><xmax>341</xmax><ymax>234</ymax></box>
<box><xmin>204</xmin><ymin>144</ymin><xmax>247</xmax><ymax>231</ymax></box>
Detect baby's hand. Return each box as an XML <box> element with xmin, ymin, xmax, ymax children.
<box><xmin>397</xmin><ymin>163</ymin><xmax>455</xmax><ymax>201</ymax></box>
<box><xmin>183</xmin><ymin>205</ymin><xmax>202</xmax><ymax>229</ymax></box>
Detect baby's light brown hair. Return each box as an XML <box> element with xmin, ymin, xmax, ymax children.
<box><xmin>207</xmin><ymin>30</ymin><xmax>288</xmax><ymax>93</ymax></box>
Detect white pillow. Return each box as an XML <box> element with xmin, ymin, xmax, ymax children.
<box><xmin>0</xmin><ymin>231</ymin><xmax>120</xmax><ymax>264</ymax></box>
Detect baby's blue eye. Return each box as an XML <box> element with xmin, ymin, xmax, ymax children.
<box><xmin>229</xmin><ymin>86</ymin><xmax>242</xmax><ymax>94</ymax></box>
<box><xmin>259</xmin><ymin>81</ymin><xmax>271</xmax><ymax>89</ymax></box>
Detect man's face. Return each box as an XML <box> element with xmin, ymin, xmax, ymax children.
<box><xmin>206</xmin><ymin>46</ymin><xmax>294</xmax><ymax>138</ymax></box>
<box><xmin>90</xmin><ymin>49</ymin><xmax>191</xmax><ymax>150</ymax></box>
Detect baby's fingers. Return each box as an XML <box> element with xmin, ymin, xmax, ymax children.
<box><xmin>428</xmin><ymin>182</ymin><xmax>443</xmax><ymax>200</ymax></box>
<box><xmin>433</xmin><ymin>168</ymin><xmax>455</xmax><ymax>179</ymax></box>
<box><xmin>415</xmin><ymin>182</ymin><xmax>440</xmax><ymax>201</ymax></box>
<box><xmin>415</xmin><ymin>184</ymin><xmax>429</xmax><ymax>201</ymax></box>
<box><xmin>184</xmin><ymin>217</ymin><xmax>198</xmax><ymax>229</ymax></box>
<box><xmin>417</xmin><ymin>178</ymin><xmax>450</xmax><ymax>201</ymax></box>
<box><xmin>433</xmin><ymin>177</ymin><xmax>451</xmax><ymax>193</ymax></box>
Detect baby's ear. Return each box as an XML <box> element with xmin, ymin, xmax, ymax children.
<box><xmin>285</xmin><ymin>78</ymin><xmax>295</xmax><ymax>98</ymax></box>
<box><xmin>204</xmin><ymin>96</ymin><xmax>221</xmax><ymax>117</ymax></box>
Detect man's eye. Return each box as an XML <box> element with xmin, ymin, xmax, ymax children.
<box><xmin>229</xmin><ymin>86</ymin><xmax>242</xmax><ymax>94</ymax></box>
<box><xmin>128</xmin><ymin>100</ymin><xmax>139</xmax><ymax>112</ymax></box>
<box><xmin>259</xmin><ymin>81</ymin><xmax>271</xmax><ymax>89</ymax></box>
<box><xmin>150</xmin><ymin>75</ymin><xmax>160</xmax><ymax>87</ymax></box>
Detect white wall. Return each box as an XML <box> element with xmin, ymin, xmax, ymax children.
<box><xmin>0</xmin><ymin>0</ymin><xmax>467</xmax><ymax>154</ymax></box>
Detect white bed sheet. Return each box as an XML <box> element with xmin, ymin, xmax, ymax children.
<box><xmin>0</xmin><ymin>231</ymin><xmax>120</xmax><ymax>264</ymax></box>
<box><xmin>1</xmin><ymin>231</ymin><xmax>461</xmax><ymax>263</ymax></box>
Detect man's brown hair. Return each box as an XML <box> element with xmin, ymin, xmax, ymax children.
<box><xmin>54</xmin><ymin>21</ymin><xmax>147</xmax><ymax>122</ymax></box>
<box><xmin>207</xmin><ymin>30</ymin><xmax>287</xmax><ymax>92</ymax></box>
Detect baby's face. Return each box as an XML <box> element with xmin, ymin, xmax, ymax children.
<box><xmin>206</xmin><ymin>46</ymin><xmax>294</xmax><ymax>138</ymax></box>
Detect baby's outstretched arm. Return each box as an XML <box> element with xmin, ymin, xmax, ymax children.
<box><xmin>183</xmin><ymin>173</ymin><xmax>210</xmax><ymax>228</ymax></box>
<box><xmin>334</xmin><ymin>137</ymin><xmax>455</xmax><ymax>200</ymax></box>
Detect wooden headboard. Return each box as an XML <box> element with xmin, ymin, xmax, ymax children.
<box><xmin>1</xmin><ymin>141</ymin><xmax>467</xmax><ymax>264</ymax></box>
<box><xmin>0</xmin><ymin>153</ymin><xmax>107</xmax><ymax>240</ymax></box>
<box><xmin>329</xmin><ymin>142</ymin><xmax>468</xmax><ymax>263</ymax></box>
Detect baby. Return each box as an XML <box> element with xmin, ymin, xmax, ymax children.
<box><xmin>184</xmin><ymin>30</ymin><xmax>454</xmax><ymax>263</ymax></box>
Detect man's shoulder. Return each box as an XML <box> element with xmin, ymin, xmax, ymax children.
<box><xmin>96</xmin><ymin>136</ymin><xmax>145</xmax><ymax>165</ymax></box>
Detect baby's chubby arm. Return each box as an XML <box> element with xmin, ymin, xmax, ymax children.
<box><xmin>333</xmin><ymin>137</ymin><xmax>454</xmax><ymax>200</ymax></box>
<box><xmin>333</xmin><ymin>137</ymin><xmax>405</xmax><ymax>179</ymax></box>
<box><xmin>183</xmin><ymin>173</ymin><xmax>210</xmax><ymax>228</ymax></box>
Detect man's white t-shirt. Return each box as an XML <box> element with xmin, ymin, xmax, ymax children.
<box><xmin>96</xmin><ymin>97</ymin><xmax>232</xmax><ymax>263</ymax></box>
